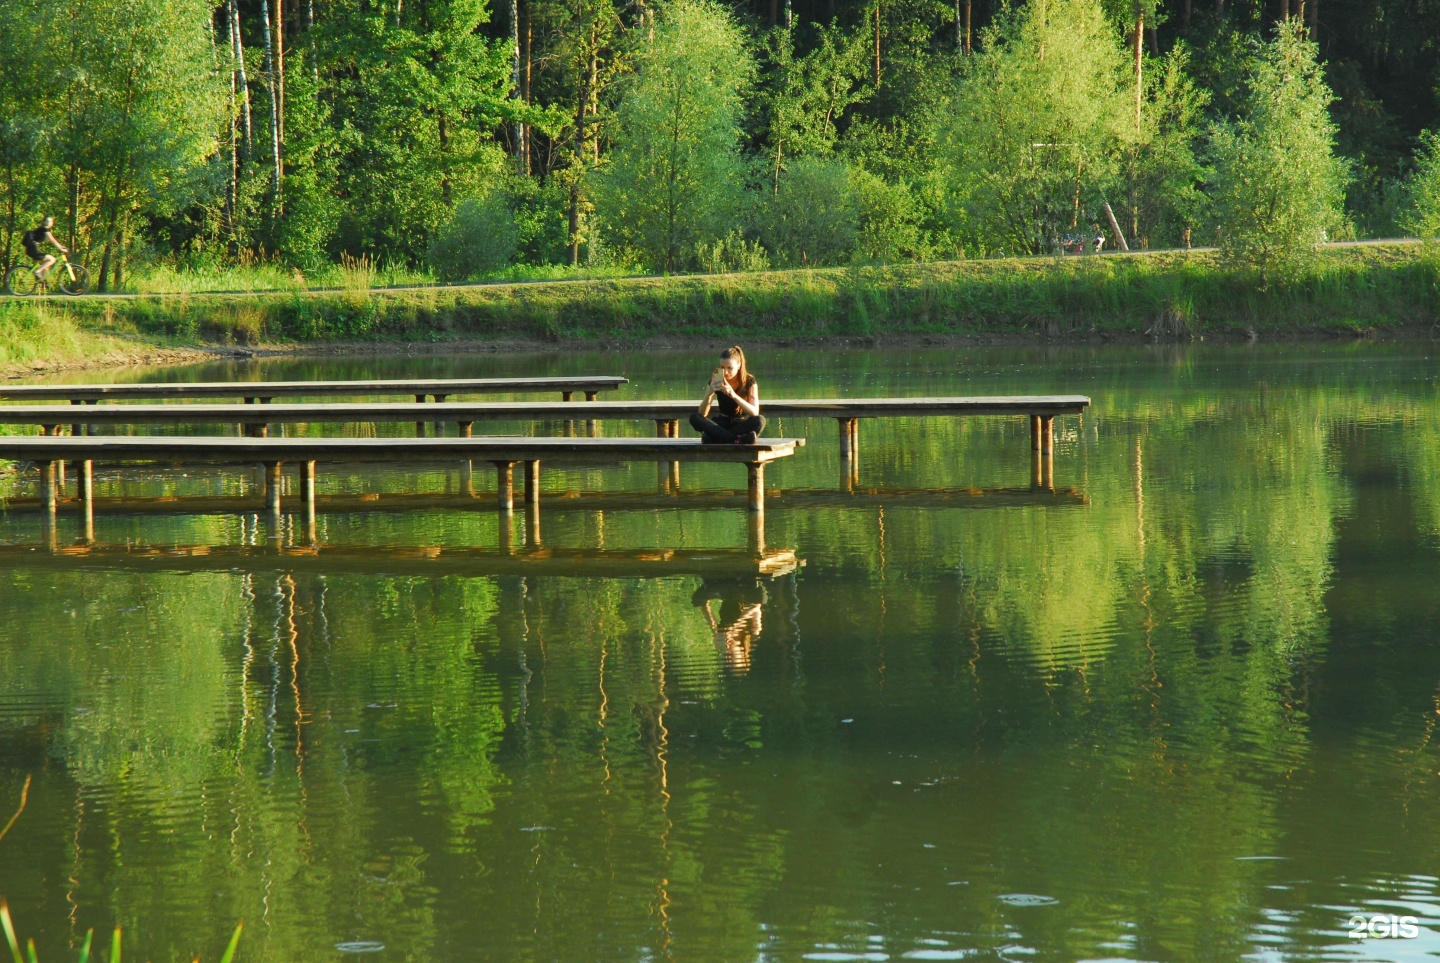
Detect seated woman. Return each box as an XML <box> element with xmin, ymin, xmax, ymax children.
<box><xmin>689</xmin><ymin>345</ymin><xmax>766</xmax><ymax>444</ymax></box>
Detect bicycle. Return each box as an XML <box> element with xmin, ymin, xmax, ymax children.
<box><xmin>5</xmin><ymin>256</ymin><xmax>90</xmax><ymax>296</ymax></box>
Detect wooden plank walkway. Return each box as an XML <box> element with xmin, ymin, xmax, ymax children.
<box><xmin>0</xmin><ymin>375</ymin><xmax>627</xmax><ymax>403</ymax></box>
<box><xmin>0</xmin><ymin>394</ymin><xmax>1090</xmax><ymax>455</ymax></box>
<box><xmin>0</xmin><ymin>435</ymin><xmax>803</xmax><ymax>520</ymax></box>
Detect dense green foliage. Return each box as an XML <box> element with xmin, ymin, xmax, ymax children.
<box><xmin>1207</xmin><ymin>21</ymin><xmax>1348</xmax><ymax>281</ymax></box>
<box><xmin>1</xmin><ymin>0</ymin><xmax>1438</xmax><ymax>286</ymax></box>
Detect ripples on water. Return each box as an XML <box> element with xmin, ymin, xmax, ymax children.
<box><xmin>2</xmin><ymin>345</ymin><xmax>1440</xmax><ymax>961</ymax></box>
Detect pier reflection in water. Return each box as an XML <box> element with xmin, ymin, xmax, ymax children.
<box><xmin>4</xmin><ymin>344</ymin><xmax>1440</xmax><ymax>961</ymax></box>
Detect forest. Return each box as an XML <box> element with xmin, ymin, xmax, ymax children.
<box><xmin>2</xmin><ymin>0</ymin><xmax>1440</xmax><ymax>292</ymax></box>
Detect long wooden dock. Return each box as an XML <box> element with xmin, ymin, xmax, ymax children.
<box><xmin>0</xmin><ymin>395</ymin><xmax>1090</xmax><ymax>456</ymax></box>
<box><xmin>0</xmin><ymin>435</ymin><xmax>804</xmax><ymax>519</ymax></box>
<box><xmin>0</xmin><ymin>375</ymin><xmax>628</xmax><ymax>403</ymax></box>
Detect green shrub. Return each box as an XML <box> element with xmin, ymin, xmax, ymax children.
<box><xmin>429</xmin><ymin>195</ymin><xmax>519</xmax><ymax>282</ymax></box>
<box><xmin>752</xmin><ymin>156</ymin><xmax>858</xmax><ymax>266</ymax></box>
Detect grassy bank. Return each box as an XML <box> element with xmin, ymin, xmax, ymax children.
<box><xmin>5</xmin><ymin>246</ymin><xmax>1437</xmax><ymax>363</ymax></box>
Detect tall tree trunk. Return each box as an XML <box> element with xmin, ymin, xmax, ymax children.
<box><xmin>226</xmin><ymin>37</ymin><xmax>238</xmax><ymax>246</ymax></box>
<box><xmin>1133</xmin><ymin>5</ymin><xmax>1143</xmax><ymax>133</ymax></box>
<box><xmin>1306</xmin><ymin>0</ymin><xmax>1317</xmax><ymax>35</ymax></box>
<box><xmin>438</xmin><ymin>113</ymin><xmax>452</xmax><ymax>205</ymax></box>
<box><xmin>307</xmin><ymin>0</ymin><xmax>317</xmax><ymax>85</ymax></box>
<box><xmin>568</xmin><ymin>185</ymin><xmax>581</xmax><ymax>265</ymax></box>
<box><xmin>66</xmin><ymin>165</ymin><xmax>80</xmax><ymax>255</ymax></box>
<box><xmin>769</xmin><ymin>0</ymin><xmax>777</xmax><ymax>26</ymax></box>
<box><xmin>231</xmin><ymin>0</ymin><xmax>253</xmax><ymax>163</ymax></box>
<box><xmin>1278</xmin><ymin>0</ymin><xmax>1289</xmax><ymax>22</ymax></box>
<box><xmin>954</xmin><ymin>0</ymin><xmax>960</xmax><ymax>51</ymax></box>
<box><xmin>510</xmin><ymin>0</ymin><xmax>525</xmax><ymax>174</ymax></box>
<box><xmin>783</xmin><ymin>0</ymin><xmax>792</xmax><ymax>31</ymax></box>
<box><xmin>964</xmin><ymin>0</ymin><xmax>972</xmax><ymax>53</ymax></box>
<box><xmin>523</xmin><ymin>6</ymin><xmax>533</xmax><ymax>173</ymax></box>
<box><xmin>873</xmin><ymin>3</ymin><xmax>881</xmax><ymax>85</ymax></box>
<box><xmin>260</xmin><ymin>0</ymin><xmax>282</xmax><ymax>222</ymax></box>
<box><xmin>1182</xmin><ymin>0</ymin><xmax>1191</xmax><ymax>29</ymax></box>
<box><xmin>273</xmin><ymin>0</ymin><xmax>285</xmax><ymax>201</ymax></box>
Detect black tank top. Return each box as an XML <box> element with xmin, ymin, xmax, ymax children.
<box><xmin>716</xmin><ymin>376</ymin><xmax>756</xmax><ymax>418</ymax></box>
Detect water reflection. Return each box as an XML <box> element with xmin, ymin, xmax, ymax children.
<box><xmin>4</xmin><ymin>344</ymin><xmax>1440</xmax><ymax>961</ymax></box>
<box><xmin>693</xmin><ymin>578</ymin><xmax>768</xmax><ymax>675</ymax></box>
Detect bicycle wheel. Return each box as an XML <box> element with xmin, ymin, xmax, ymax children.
<box><xmin>58</xmin><ymin>263</ymin><xmax>89</xmax><ymax>295</ymax></box>
<box><xmin>4</xmin><ymin>265</ymin><xmax>41</xmax><ymax>296</ymax></box>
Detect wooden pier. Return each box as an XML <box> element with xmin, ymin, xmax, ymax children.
<box><xmin>0</xmin><ymin>375</ymin><xmax>628</xmax><ymax>403</ymax></box>
<box><xmin>0</xmin><ymin>394</ymin><xmax>1089</xmax><ymax>466</ymax></box>
<box><xmin>0</xmin><ymin>435</ymin><xmax>803</xmax><ymax>526</ymax></box>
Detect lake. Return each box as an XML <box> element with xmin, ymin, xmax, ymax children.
<box><xmin>2</xmin><ymin>343</ymin><xmax>1439</xmax><ymax>962</ymax></box>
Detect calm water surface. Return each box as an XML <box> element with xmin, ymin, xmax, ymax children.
<box><xmin>2</xmin><ymin>344</ymin><xmax>1440</xmax><ymax>962</ymax></box>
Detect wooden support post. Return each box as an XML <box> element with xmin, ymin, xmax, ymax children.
<box><xmin>747</xmin><ymin>512</ymin><xmax>766</xmax><ymax>556</ymax></box>
<box><xmin>41</xmin><ymin>508</ymin><xmax>57</xmax><ymax>553</ymax></box>
<box><xmin>747</xmin><ymin>462</ymin><xmax>765</xmax><ymax>513</ymax></box>
<box><xmin>839</xmin><ymin>418</ymin><xmax>853</xmax><ymax>459</ymax></box>
<box><xmin>495</xmin><ymin>461</ymin><xmax>515</xmax><ymax>513</ymax></box>
<box><xmin>39</xmin><ymin>461</ymin><xmax>57</xmax><ymax>517</ymax></box>
<box><xmin>1040</xmin><ymin>416</ymin><xmax>1054</xmax><ymax>456</ymax></box>
<box><xmin>1031</xmin><ymin>414</ymin><xmax>1042</xmax><ymax>451</ymax></box>
<box><xmin>523</xmin><ymin>460</ymin><xmax>541</xmax><ymax>505</ymax></box>
<box><xmin>561</xmin><ymin>391</ymin><xmax>573</xmax><ymax>402</ymax></box>
<box><xmin>498</xmin><ymin>510</ymin><xmax>515</xmax><ymax>555</ymax></box>
<box><xmin>78</xmin><ymin>459</ymin><xmax>94</xmax><ymax>543</ymax></box>
<box><xmin>849</xmin><ymin>419</ymin><xmax>860</xmax><ymax>462</ymax></box>
<box><xmin>656</xmin><ymin>420</ymin><xmax>669</xmax><ymax>437</ymax></box>
<box><xmin>585</xmin><ymin>391</ymin><xmax>598</xmax><ymax>402</ymax></box>
<box><xmin>525</xmin><ymin>503</ymin><xmax>541</xmax><ymax>548</ymax></box>
<box><xmin>461</xmin><ymin>458</ymin><xmax>475</xmax><ymax>497</ymax></box>
<box><xmin>458</xmin><ymin>421</ymin><xmax>473</xmax><ymax>438</ymax></box>
<box><xmin>264</xmin><ymin>461</ymin><xmax>283</xmax><ymax>514</ymax></box>
<box><xmin>77</xmin><ymin>458</ymin><xmax>93</xmax><ymax>507</ymax></box>
<box><xmin>296</xmin><ymin>457</ymin><xmax>313</xmax><ymax>532</ymax></box>
<box><xmin>1031</xmin><ymin>449</ymin><xmax>1054</xmax><ymax>490</ymax></box>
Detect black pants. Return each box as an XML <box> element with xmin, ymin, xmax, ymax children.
<box><xmin>690</xmin><ymin>412</ymin><xmax>766</xmax><ymax>444</ymax></box>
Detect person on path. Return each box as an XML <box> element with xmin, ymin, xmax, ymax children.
<box><xmin>690</xmin><ymin>345</ymin><xmax>766</xmax><ymax>445</ymax></box>
<box><xmin>22</xmin><ymin>216</ymin><xmax>68</xmax><ymax>282</ymax></box>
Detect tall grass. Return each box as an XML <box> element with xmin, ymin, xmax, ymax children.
<box><xmin>0</xmin><ymin>303</ymin><xmax>124</xmax><ymax>371</ymax></box>
<box><xmin>11</xmin><ymin>244</ymin><xmax>1440</xmax><ymax>351</ymax></box>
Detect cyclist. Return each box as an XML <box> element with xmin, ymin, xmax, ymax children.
<box><xmin>22</xmin><ymin>216</ymin><xmax>68</xmax><ymax>282</ymax></box>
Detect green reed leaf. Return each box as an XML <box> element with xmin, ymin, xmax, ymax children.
<box><xmin>1</xmin><ymin>902</ymin><xmax>24</xmax><ymax>963</ymax></box>
<box><xmin>217</xmin><ymin>923</ymin><xmax>243</xmax><ymax>963</ymax></box>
